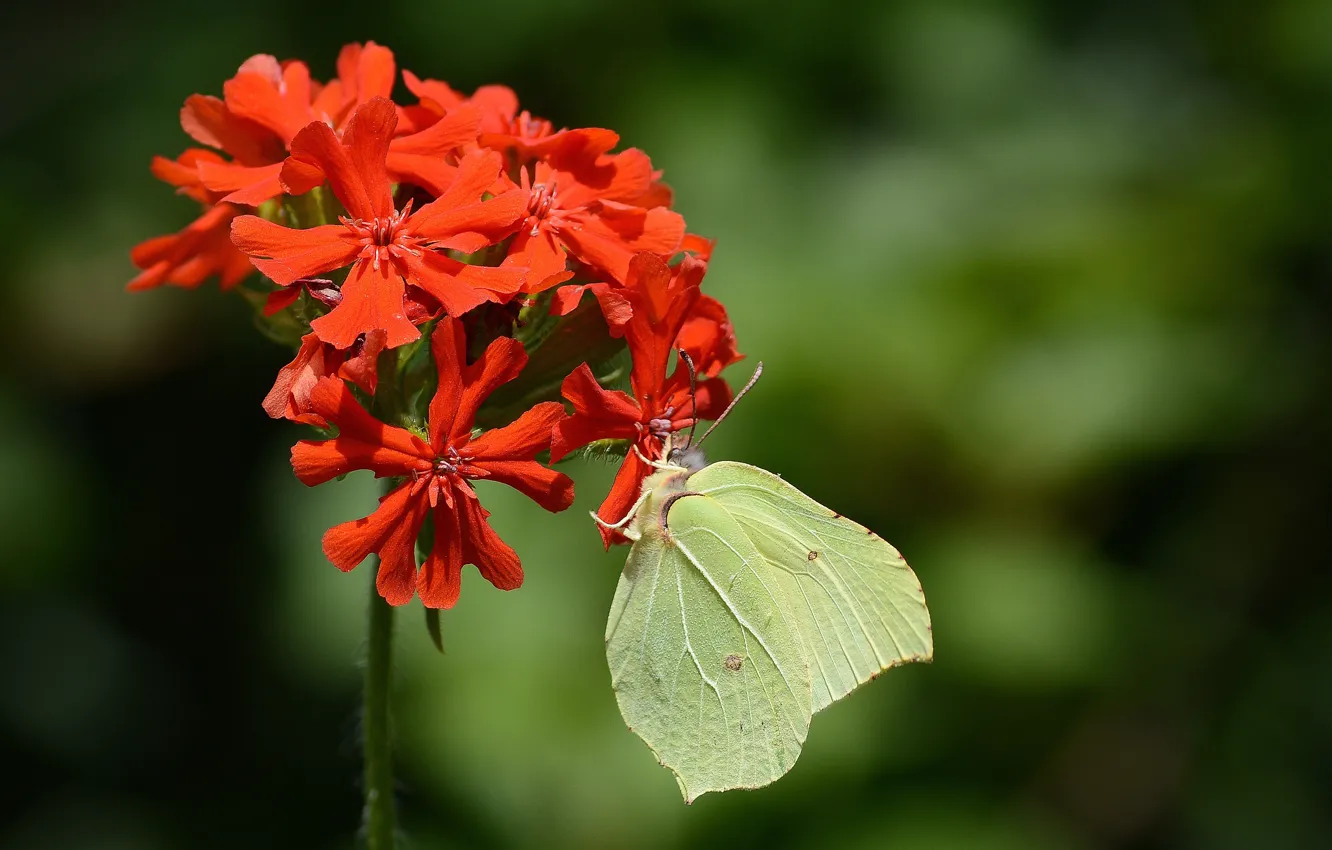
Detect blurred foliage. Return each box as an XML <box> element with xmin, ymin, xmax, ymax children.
<box><xmin>2</xmin><ymin>1</ymin><xmax>1331</xmax><ymax>848</ymax></box>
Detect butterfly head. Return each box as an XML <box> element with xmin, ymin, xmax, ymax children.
<box><xmin>666</xmin><ymin>444</ymin><xmax>708</xmax><ymax>473</ymax></box>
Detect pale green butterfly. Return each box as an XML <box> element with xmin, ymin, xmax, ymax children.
<box><xmin>602</xmin><ymin>359</ymin><xmax>934</xmax><ymax>802</ymax></box>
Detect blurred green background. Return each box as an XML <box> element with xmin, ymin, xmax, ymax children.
<box><xmin>3</xmin><ymin>1</ymin><xmax>1331</xmax><ymax>848</ymax></box>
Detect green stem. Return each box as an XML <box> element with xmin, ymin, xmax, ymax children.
<box><xmin>363</xmin><ymin>568</ymin><xmax>397</xmax><ymax>849</ymax></box>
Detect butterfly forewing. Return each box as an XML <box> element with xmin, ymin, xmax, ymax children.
<box><xmin>606</xmin><ymin>492</ymin><xmax>812</xmax><ymax>802</ymax></box>
<box><xmin>688</xmin><ymin>462</ymin><xmax>933</xmax><ymax>713</ymax></box>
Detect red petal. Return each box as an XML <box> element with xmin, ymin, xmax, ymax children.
<box><xmin>236</xmin><ymin>53</ymin><xmax>282</xmax><ymax>83</ymax></box>
<box><xmin>412</xmin><ymin>188</ymin><xmax>526</xmax><ymax>247</ymax></box>
<box><xmin>339</xmin><ymin>41</ymin><xmax>396</xmax><ymax>109</ymax></box>
<box><xmin>402</xmin><ymin>251</ymin><xmax>520</xmax><ymax>318</ymax></box>
<box><xmin>531</xmin><ymin>128</ymin><xmax>621</xmax><ymax>169</ymax></box>
<box><xmin>418</xmin><ymin>501</ymin><xmax>464</xmax><ymax>608</ymax></box>
<box><xmin>263</xmin><ymin>285</ymin><xmax>302</xmax><ymax>316</ymax></box>
<box><xmin>151</xmin><ymin>149</ymin><xmax>222</xmax><ymax>200</ymax></box>
<box><xmin>223</xmin><ymin>64</ymin><xmax>316</xmax><ymax>144</ymax></box>
<box><xmin>129</xmin><ymin>204</ymin><xmax>254</xmax><ymax>292</ymax></box>
<box><xmin>622</xmin><ymin>254</ymin><xmax>677</xmax><ymax>378</ymax></box>
<box><xmin>408</xmin><ymin>152</ymin><xmax>524</xmax><ymax>243</ymax></box>
<box><xmin>323</xmin><ymin>482</ymin><xmax>412</xmax><ymax>571</ymax></box>
<box><xmin>390</xmin><ymin>104</ymin><xmax>479</xmax><ymax>157</ymax></box>
<box><xmin>292</xmin><ymin>379</ymin><xmax>431</xmax><ymax>485</ymax></box>
<box><xmin>573</xmin><ymin>147</ymin><xmax>655</xmax><ymax>203</ymax></box>
<box><xmin>475</xmin><ymin>459</ymin><xmax>575</xmax><ymax>514</ymax></box>
<box><xmin>308</xmin><ymin>375</ymin><xmax>431</xmax><ymax>459</ymax></box>
<box><xmin>550</xmin><ymin>363</ymin><xmax>641</xmax><ymax>461</ymax></box>
<box><xmin>426</xmin><ymin>320</ymin><xmax>532</xmax><ymax>453</ymax></box>
<box><xmin>291</xmin><ymin>434</ymin><xmax>428</xmax><ymax>487</ymax></box>
<box><xmin>402</xmin><ymin>70</ymin><xmax>466</xmax><ymax>114</ymax></box>
<box><xmin>523</xmin><ymin>269</ymin><xmax>575</xmax><ymax>296</ymax></box>
<box><xmin>426</xmin><ymin>318</ymin><xmax>466</xmax><ymax>447</ymax></box>
<box><xmin>556</xmin><ymin>223</ymin><xmax>634</xmax><ymax>283</ymax></box>
<box><xmin>229</xmin><ymin>217</ymin><xmax>358</xmax><ymax>286</ymax></box>
<box><xmin>469</xmin><ymin>85</ymin><xmax>520</xmax><ymax>132</ymax></box>
<box><xmin>598</xmin><ymin>202</ymin><xmax>686</xmax><ymax>253</ymax></box>
<box><xmin>179</xmin><ymin>94</ymin><xmax>282</xmax><ymax>164</ymax></box>
<box><xmin>692</xmin><ymin>376</ymin><xmax>734</xmax><ymax>422</ymax></box>
<box><xmin>622</xmin><ymin>254</ymin><xmax>703</xmax><ymax>405</ymax></box>
<box><xmin>376</xmin><ymin>487</ymin><xmax>429</xmax><ymax>605</ymax></box>
<box><xmin>549</xmin><ymin>282</ymin><xmax>633</xmax><ymax>332</ymax></box>
<box><xmin>282</xmin><ymin>98</ymin><xmax>396</xmax><ymax>220</ymax></box>
<box><xmin>595</xmin><ymin>452</ymin><xmax>653</xmax><ymax>548</ymax></box>
<box><xmin>459</xmin><ymin>491</ymin><xmax>524</xmax><ymax>591</ymax></box>
<box><xmin>680</xmin><ymin>233</ymin><xmax>716</xmax><ymax>261</ymax></box>
<box><xmin>342</xmin><ymin>98</ymin><xmax>397</xmax><ymax>219</ymax></box>
<box><xmin>502</xmin><ymin>226</ymin><xmax>568</xmax><ymax>290</ymax></box>
<box><xmin>468</xmin><ymin>401</ymin><xmax>564</xmax><ymax>461</ymax></box>
<box><xmin>384</xmin><ymin>154</ymin><xmax>458</xmax><ymax>198</ymax></box>
<box><xmin>453</xmin><ymin>335</ymin><xmax>527</xmax><ymax>443</ymax></box>
<box><xmin>322</xmin><ymin>482</ymin><xmax>428</xmax><ymax>606</ymax></box>
<box><xmin>631</xmin><ymin>178</ymin><xmax>674</xmax><ymax>209</ymax></box>
<box><xmin>197</xmin><ymin>160</ymin><xmax>284</xmax><ymax>206</ymax></box>
<box><xmin>309</xmin><ymin>261</ymin><xmax>420</xmax><ymax>350</ymax></box>
<box><xmin>262</xmin><ymin>333</ymin><xmax>328</xmax><ymax>422</ymax></box>
<box><xmin>337</xmin><ymin>329</ymin><xmax>387</xmax><ymax>394</ymax></box>
<box><xmin>675</xmin><ymin>293</ymin><xmax>743</xmax><ymax>378</ymax></box>
<box><xmin>384</xmin><ymin>105</ymin><xmax>479</xmax><ymax>194</ymax></box>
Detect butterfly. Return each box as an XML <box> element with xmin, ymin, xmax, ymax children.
<box><xmin>601</xmin><ymin>360</ymin><xmax>934</xmax><ymax>802</ymax></box>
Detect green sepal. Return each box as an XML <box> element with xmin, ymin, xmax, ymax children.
<box><xmin>281</xmin><ymin>185</ymin><xmax>338</xmax><ymax>229</ymax></box>
<box><xmin>566</xmin><ymin>438</ymin><xmax>632</xmax><ymax>464</ymax></box>
<box><xmin>412</xmin><ymin>508</ymin><xmax>445</xmax><ymax>653</ymax></box>
<box><xmin>392</xmin><ymin>322</ymin><xmax>437</xmax><ymax>433</ymax></box>
<box><xmin>513</xmin><ymin>290</ymin><xmax>561</xmax><ymax>351</ymax></box>
<box><xmin>425</xmin><ymin>608</ymin><xmax>444</xmax><ymax>654</ymax></box>
<box><xmin>237</xmin><ymin>281</ymin><xmax>305</xmax><ymax>348</ymax></box>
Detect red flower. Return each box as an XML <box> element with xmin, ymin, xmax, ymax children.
<box><xmin>551</xmin><ymin>254</ymin><xmax>735</xmax><ymax>546</ymax></box>
<box><xmin>198</xmin><ymin>44</ymin><xmax>394</xmax><ymax>205</ymax></box>
<box><xmin>400</xmin><ymin>73</ymin><xmax>524</xmax><ymax>137</ymax></box>
<box><xmin>128</xmin><ymin>203</ymin><xmax>254</xmax><ymax>292</ymax></box>
<box><xmin>675</xmin><ymin>294</ymin><xmax>743</xmax><ymax>378</ymax></box>
<box><xmin>263</xmin><ymin>330</ymin><xmax>387</xmax><ymax>426</ymax></box>
<box><xmin>504</xmin><ymin>156</ymin><xmax>685</xmax><ymax>291</ymax></box>
<box><xmin>127</xmin><ymin>131</ymin><xmax>264</xmax><ymax>292</ymax></box>
<box><xmin>230</xmin><ymin>98</ymin><xmax>527</xmax><ymax>350</ymax></box>
<box><xmin>291</xmin><ymin>319</ymin><xmax>574</xmax><ymax>607</ymax></box>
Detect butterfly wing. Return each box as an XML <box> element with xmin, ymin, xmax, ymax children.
<box><xmin>689</xmin><ymin>461</ymin><xmax>933</xmax><ymax>712</ymax></box>
<box><xmin>606</xmin><ymin>491</ymin><xmax>812</xmax><ymax>802</ymax></box>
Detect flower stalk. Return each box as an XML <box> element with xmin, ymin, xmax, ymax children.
<box><xmin>363</xmin><ymin>566</ymin><xmax>397</xmax><ymax>850</ymax></box>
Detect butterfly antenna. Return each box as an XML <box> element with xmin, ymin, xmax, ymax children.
<box><xmin>678</xmin><ymin>348</ymin><xmax>700</xmax><ymax>449</ymax></box>
<box><xmin>695</xmin><ymin>361</ymin><xmax>764</xmax><ymax>448</ymax></box>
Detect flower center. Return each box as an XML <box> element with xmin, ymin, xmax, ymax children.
<box><xmin>528</xmin><ymin>182</ymin><xmax>558</xmax><ymax>221</ymax></box>
<box><xmin>343</xmin><ymin>202</ymin><xmax>421</xmax><ymax>270</ymax></box>
<box><xmin>514</xmin><ymin>110</ymin><xmax>553</xmax><ymax>143</ymax></box>
<box><xmin>647</xmin><ymin>406</ymin><xmax>677</xmax><ymax>440</ymax></box>
<box><xmin>433</xmin><ymin>446</ymin><xmax>468</xmax><ymax>478</ymax></box>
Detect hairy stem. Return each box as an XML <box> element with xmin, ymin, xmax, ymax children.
<box><xmin>363</xmin><ymin>567</ymin><xmax>397</xmax><ymax>849</ymax></box>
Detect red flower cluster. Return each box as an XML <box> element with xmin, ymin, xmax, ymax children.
<box><xmin>132</xmin><ymin>43</ymin><xmax>743</xmax><ymax>606</ymax></box>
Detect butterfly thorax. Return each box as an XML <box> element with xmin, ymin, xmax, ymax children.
<box><xmin>627</xmin><ymin>465</ymin><xmax>697</xmax><ymax>542</ymax></box>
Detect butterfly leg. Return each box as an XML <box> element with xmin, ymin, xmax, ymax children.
<box><xmin>590</xmin><ymin>488</ymin><xmax>653</xmax><ymax>542</ymax></box>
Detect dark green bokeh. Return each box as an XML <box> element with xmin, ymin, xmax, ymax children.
<box><xmin>2</xmin><ymin>1</ymin><xmax>1330</xmax><ymax>848</ymax></box>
